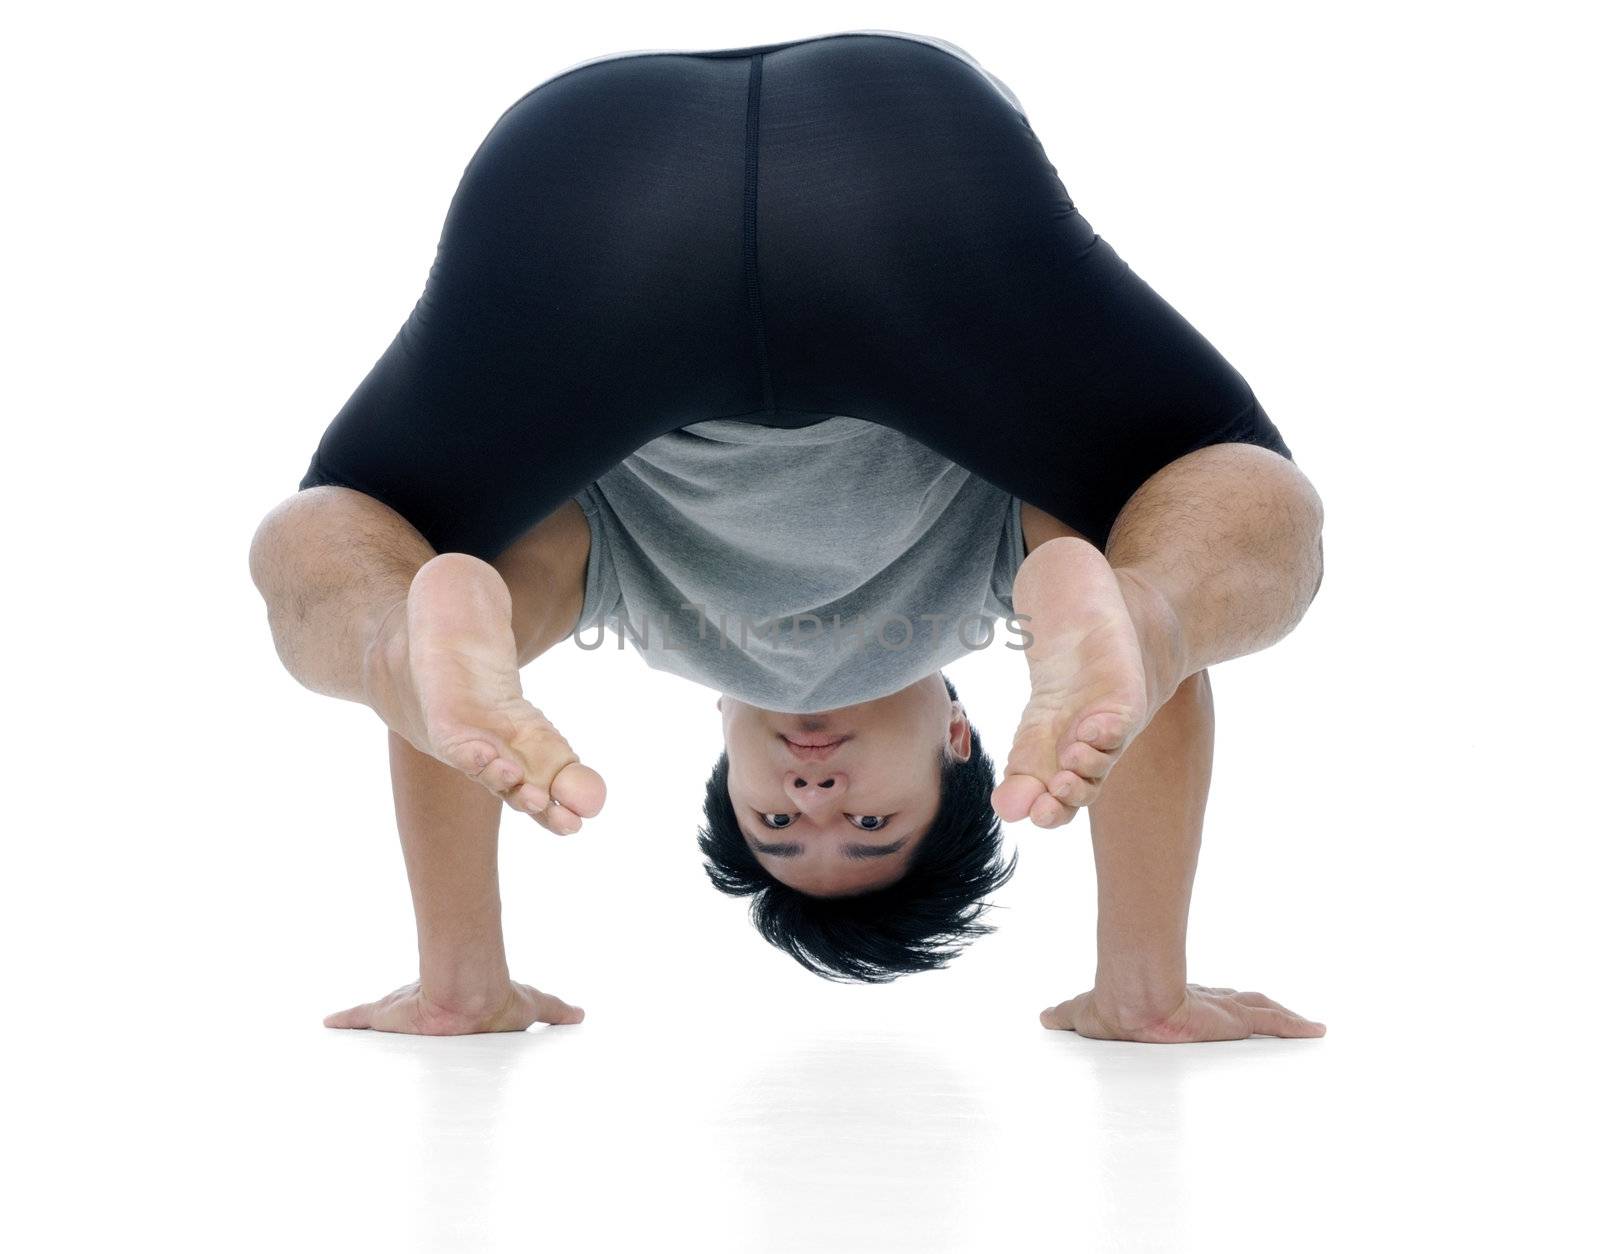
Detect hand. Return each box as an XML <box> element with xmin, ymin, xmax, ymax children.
<box><xmin>1040</xmin><ymin>984</ymin><xmax>1326</xmax><ymax>1043</ymax></box>
<box><xmin>324</xmin><ymin>979</ymin><xmax>586</xmax><ymax>1035</ymax></box>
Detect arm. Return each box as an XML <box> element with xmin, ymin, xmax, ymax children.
<box><xmin>322</xmin><ymin>501</ymin><xmax>596</xmax><ymax>1034</ymax></box>
<box><xmin>1085</xmin><ymin>669</ymin><xmax>1210</xmax><ymax>1018</ymax></box>
<box><xmin>1041</xmin><ymin>668</ymin><xmax>1321</xmax><ymax>1041</ymax></box>
<box><xmin>1012</xmin><ymin>503</ymin><xmax>1324</xmax><ymax>1042</ymax></box>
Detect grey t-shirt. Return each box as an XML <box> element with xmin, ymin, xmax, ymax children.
<box><xmin>572</xmin><ymin>417</ymin><xmax>1027</xmax><ymax>714</ymax></box>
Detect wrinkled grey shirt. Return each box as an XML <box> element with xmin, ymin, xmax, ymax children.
<box><xmin>572</xmin><ymin>417</ymin><xmax>1027</xmax><ymax>713</ymax></box>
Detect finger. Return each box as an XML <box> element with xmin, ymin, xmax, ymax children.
<box><xmin>1194</xmin><ymin>985</ymin><xmax>1238</xmax><ymax>995</ymax></box>
<box><xmin>1039</xmin><ymin>1002</ymin><xmax>1068</xmax><ymax>1031</ymax></box>
<box><xmin>527</xmin><ymin>986</ymin><xmax>586</xmax><ymax>1026</ymax></box>
<box><xmin>323</xmin><ymin>1002</ymin><xmax>376</xmax><ymax>1030</ymax></box>
<box><xmin>991</xmin><ymin>771</ymin><xmax>1047</xmax><ymax>823</ymax></box>
<box><xmin>1243</xmin><ymin>1004</ymin><xmax>1326</xmax><ymax>1038</ymax></box>
<box><xmin>1231</xmin><ymin>990</ymin><xmax>1296</xmax><ymax>1014</ymax></box>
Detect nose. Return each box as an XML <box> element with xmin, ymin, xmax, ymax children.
<box><xmin>787</xmin><ymin>769</ymin><xmax>848</xmax><ymax>811</ymax></box>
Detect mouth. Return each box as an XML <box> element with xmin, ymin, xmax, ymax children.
<box><xmin>782</xmin><ymin>730</ymin><xmax>849</xmax><ymax>746</ymax></box>
<box><xmin>780</xmin><ymin>734</ymin><xmax>851</xmax><ymax>761</ymax></box>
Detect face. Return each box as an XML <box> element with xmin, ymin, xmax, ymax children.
<box><xmin>719</xmin><ymin>673</ymin><xmax>972</xmax><ymax>897</ymax></box>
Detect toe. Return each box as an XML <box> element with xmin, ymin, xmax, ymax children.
<box><xmin>542</xmin><ymin>803</ymin><xmax>583</xmax><ymax>836</ymax></box>
<box><xmin>991</xmin><ymin>772</ymin><xmax>1046</xmax><ymax>823</ymax></box>
<box><xmin>1057</xmin><ymin>740</ymin><xmax>1113</xmax><ymax>780</ymax></box>
<box><xmin>1029</xmin><ymin>791</ymin><xmax>1078</xmax><ymax>827</ymax></box>
<box><xmin>512</xmin><ymin>781</ymin><xmax>551</xmax><ymax>813</ymax></box>
<box><xmin>1047</xmin><ymin>769</ymin><xmax>1098</xmax><ymax>809</ymax></box>
<box><xmin>480</xmin><ymin>757</ymin><xmax>525</xmax><ymax>793</ymax></box>
<box><xmin>551</xmin><ymin>762</ymin><xmax>607</xmax><ymax>818</ymax></box>
<box><xmin>1073</xmin><ymin>709</ymin><xmax>1138</xmax><ymax>753</ymax></box>
<box><xmin>436</xmin><ymin>736</ymin><xmax>509</xmax><ymax>779</ymax></box>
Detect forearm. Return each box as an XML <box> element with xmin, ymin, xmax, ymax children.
<box><xmin>1087</xmin><ymin>670</ymin><xmax>1214</xmax><ymax>1012</ymax></box>
<box><xmin>249</xmin><ymin>485</ymin><xmax>435</xmax><ymax>702</ymax></box>
<box><xmin>389</xmin><ymin>726</ymin><xmax>511</xmax><ymax>1000</ymax></box>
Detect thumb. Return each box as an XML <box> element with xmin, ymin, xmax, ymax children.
<box><xmin>532</xmin><ymin>990</ymin><xmax>586</xmax><ymax>1026</ymax></box>
<box><xmin>324</xmin><ymin>1001</ymin><xmax>376</xmax><ymax>1030</ymax></box>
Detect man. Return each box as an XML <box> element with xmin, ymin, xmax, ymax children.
<box><xmin>248</xmin><ymin>30</ymin><xmax>1327</xmax><ymax>1040</ymax></box>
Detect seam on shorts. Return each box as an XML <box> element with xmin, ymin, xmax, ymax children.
<box><xmin>743</xmin><ymin>53</ymin><xmax>776</xmax><ymax>414</ymax></box>
<box><xmin>520</xmin><ymin>31</ymin><xmax>1027</xmax><ymax>118</ymax></box>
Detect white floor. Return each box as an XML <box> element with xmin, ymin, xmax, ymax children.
<box><xmin>11</xmin><ymin>990</ymin><xmax>1588</xmax><ymax>1250</ymax></box>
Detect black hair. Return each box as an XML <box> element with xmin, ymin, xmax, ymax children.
<box><xmin>696</xmin><ymin>674</ymin><xmax>1018</xmax><ymax>983</ymax></box>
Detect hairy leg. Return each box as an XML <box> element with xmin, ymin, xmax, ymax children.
<box><xmin>249</xmin><ymin>485</ymin><xmax>432</xmax><ymax>702</ymax></box>
<box><xmin>249</xmin><ymin>487</ymin><xmax>603</xmax><ymax>830</ymax></box>
<box><xmin>1106</xmin><ymin>442</ymin><xmax>1325</xmax><ymax>680</ymax></box>
<box><xmin>995</xmin><ymin>443</ymin><xmax>1324</xmax><ymax>826</ymax></box>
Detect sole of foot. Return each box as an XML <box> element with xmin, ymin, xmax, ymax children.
<box><xmin>991</xmin><ymin>538</ymin><xmax>1179</xmax><ymax>828</ymax></box>
<box><xmin>373</xmin><ymin>553</ymin><xmax>606</xmax><ymax>834</ymax></box>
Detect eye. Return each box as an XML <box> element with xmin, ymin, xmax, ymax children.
<box><xmin>848</xmin><ymin>814</ymin><xmax>891</xmax><ymax>831</ymax></box>
<box><xmin>760</xmin><ymin>812</ymin><xmax>795</xmax><ymax>829</ymax></box>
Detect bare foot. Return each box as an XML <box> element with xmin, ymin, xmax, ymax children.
<box><xmin>992</xmin><ymin>538</ymin><xmax>1183</xmax><ymax>828</ymax></box>
<box><xmin>363</xmin><ymin>553</ymin><xmax>605</xmax><ymax>833</ymax></box>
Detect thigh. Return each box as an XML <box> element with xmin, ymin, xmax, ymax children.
<box><xmin>297</xmin><ymin>54</ymin><xmax>759</xmax><ymax>562</ymax></box>
<box><xmin>757</xmin><ymin>35</ymin><xmax>1293</xmax><ymax>551</ymax></box>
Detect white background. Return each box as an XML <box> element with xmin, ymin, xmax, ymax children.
<box><xmin>5</xmin><ymin>1</ymin><xmax>1595</xmax><ymax>1249</ymax></box>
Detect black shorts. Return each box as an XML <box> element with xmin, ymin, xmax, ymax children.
<box><xmin>297</xmin><ymin>31</ymin><xmax>1292</xmax><ymax>559</ymax></box>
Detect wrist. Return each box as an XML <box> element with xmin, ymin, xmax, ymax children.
<box><xmin>419</xmin><ymin>944</ymin><xmax>512</xmax><ymax>1012</ymax></box>
<box><xmin>1094</xmin><ymin>953</ymin><xmax>1186</xmax><ymax>1018</ymax></box>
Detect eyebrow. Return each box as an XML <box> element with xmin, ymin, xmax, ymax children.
<box><xmin>748</xmin><ymin>834</ymin><xmax>911</xmax><ymax>860</ymax></box>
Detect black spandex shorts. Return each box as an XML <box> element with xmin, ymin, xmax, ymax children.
<box><xmin>297</xmin><ymin>31</ymin><xmax>1293</xmax><ymax>559</ymax></box>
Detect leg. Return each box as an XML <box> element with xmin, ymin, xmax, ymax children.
<box><xmin>250</xmin><ymin>487</ymin><xmax>603</xmax><ymax>833</ymax></box>
<box><xmin>1106</xmin><ymin>441</ymin><xmax>1326</xmax><ymax>682</ymax></box>
<box><xmin>755</xmin><ymin>45</ymin><xmax>1325</xmax><ymax>825</ymax></box>
<box><xmin>259</xmin><ymin>56</ymin><xmax>761</xmax><ymax>814</ymax></box>
<box><xmin>993</xmin><ymin>443</ymin><xmax>1323</xmax><ymax>826</ymax></box>
<box><xmin>248</xmin><ymin>483</ymin><xmax>431</xmax><ymax>704</ymax></box>
<box><xmin>757</xmin><ymin>38</ymin><xmax>1299</xmax><ymax>551</ymax></box>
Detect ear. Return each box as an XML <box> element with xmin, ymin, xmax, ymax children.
<box><xmin>947</xmin><ymin>700</ymin><xmax>973</xmax><ymax>762</ymax></box>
